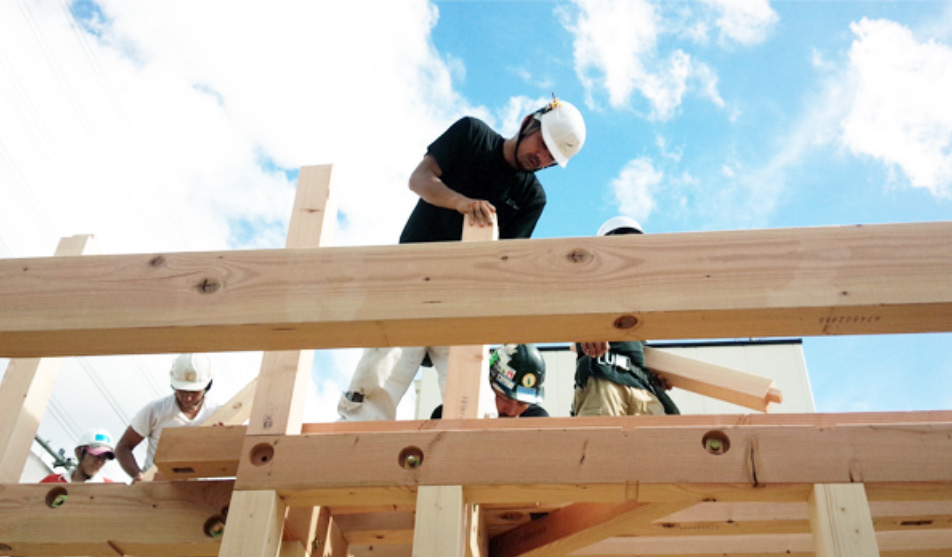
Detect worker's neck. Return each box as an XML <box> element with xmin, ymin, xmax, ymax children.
<box><xmin>502</xmin><ymin>137</ymin><xmax>518</xmax><ymax>169</ymax></box>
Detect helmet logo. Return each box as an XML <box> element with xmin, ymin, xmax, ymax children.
<box><xmin>522</xmin><ymin>374</ymin><xmax>537</xmax><ymax>388</ymax></box>
<box><xmin>185</xmin><ymin>371</ymin><xmax>197</xmax><ymax>382</ymax></box>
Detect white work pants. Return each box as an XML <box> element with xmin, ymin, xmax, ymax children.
<box><xmin>336</xmin><ymin>346</ymin><xmax>449</xmax><ymax>421</ymax></box>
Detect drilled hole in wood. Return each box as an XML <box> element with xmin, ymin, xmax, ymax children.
<box><xmin>702</xmin><ymin>430</ymin><xmax>730</xmax><ymax>455</ymax></box>
<box><xmin>172</xmin><ymin>467</ymin><xmax>195</xmax><ymax>474</ymax></box>
<box><xmin>613</xmin><ymin>315</ymin><xmax>638</xmax><ymax>329</ymax></box>
<box><xmin>250</xmin><ymin>443</ymin><xmax>275</xmax><ymax>466</ymax></box>
<box><xmin>203</xmin><ymin>515</ymin><xmax>227</xmax><ymax>538</ymax></box>
<box><xmin>499</xmin><ymin>512</ymin><xmax>524</xmax><ymax>521</ymax></box>
<box><xmin>45</xmin><ymin>487</ymin><xmax>69</xmax><ymax>508</ymax></box>
<box><xmin>398</xmin><ymin>446</ymin><xmax>424</xmax><ymax>470</ymax></box>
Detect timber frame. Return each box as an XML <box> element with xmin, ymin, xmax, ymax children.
<box><xmin>1</xmin><ymin>164</ymin><xmax>952</xmax><ymax>556</ymax></box>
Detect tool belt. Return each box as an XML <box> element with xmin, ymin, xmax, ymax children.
<box><xmin>594</xmin><ymin>352</ymin><xmax>680</xmax><ymax>415</ymax></box>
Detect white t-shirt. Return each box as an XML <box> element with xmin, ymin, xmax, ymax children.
<box><xmin>129</xmin><ymin>393</ymin><xmax>221</xmax><ymax>469</ymax></box>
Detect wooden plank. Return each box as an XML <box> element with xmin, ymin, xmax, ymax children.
<box><xmin>154</xmin><ymin>411</ymin><xmax>952</xmax><ymax>481</ymax></box>
<box><xmin>810</xmin><ymin>483</ymin><xmax>880</xmax><ymax>556</ymax></box>
<box><xmin>0</xmin><ymin>235</ymin><xmax>96</xmax><ymax>482</ymax></box>
<box><xmin>247</xmin><ymin>350</ymin><xmax>314</xmax><ymax>436</ymax></box>
<box><xmin>1</xmin><ymin>222</ymin><xmax>951</xmax><ymax>357</ymax></box>
<box><xmin>334</xmin><ymin>511</ymin><xmax>414</xmax><ymax>545</ymax></box>
<box><xmin>217</xmin><ymin>490</ymin><xmax>285</xmax><ymax>557</ymax></box>
<box><xmin>231</xmin><ymin>422</ymin><xmax>952</xmax><ymax>490</ymax></box>
<box><xmin>413</xmin><ymin>219</ymin><xmax>494</xmax><ymax>557</ymax></box>
<box><xmin>490</xmin><ymin>500</ymin><xmax>692</xmax><ymax>557</ymax></box>
<box><xmin>204</xmin><ymin>377</ymin><xmax>257</xmax><ymax>426</ymax></box>
<box><xmin>573</xmin><ymin>529</ymin><xmax>952</xmax><ymax>556</ymax></box>
<box><xmin>282</xmin><ymin>506</ymin><xmax>323</xmax><ymax>554</ymax></box>
<box><xmin>282</xmin><ymin>487</ymin><xmax>418</xmax><ymax>508</ymax></box>
<box><xmin>155</xmin><ymin>424</ymin><xmax>247</xmax><ymax>478</ymax></box>
<box><xmin>0</xmin><ymin>480</ymin><xmax>232</xmax><ymax>556</ymax></box>
<box><xmin>323</xmin><ymin>512</ymin><xmax>348</xmax><ymax>557</ymax></box>
<box><xmin>220</xmin><ymin>165</ymin><xmax>333</xmax><ymax>557</ymax></box>
<box><xmin>644</xmin><ymin>347</ymin><xmax>782</xmax><ymax>412</ymax></box>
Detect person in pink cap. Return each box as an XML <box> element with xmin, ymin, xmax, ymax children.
<box><xmin>40</xmin><ymin>428</ymin><xmax>116</xmax><ymax>484</ymax></box>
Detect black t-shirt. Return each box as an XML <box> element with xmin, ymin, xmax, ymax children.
<box><xmin>430</xmin><ymin>403</ymin><xmax>549</xmax><ymax>419</ymax></box>
<box><xmin>399</xmin><ymin>117</ymin><xmax>546</xmax><ymax>244</ymax></box>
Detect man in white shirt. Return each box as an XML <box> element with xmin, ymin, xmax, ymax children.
<box><xmin>115</xmin><ymin>353</ymin><xmax>220</xmax><ymax>482</ymax></box>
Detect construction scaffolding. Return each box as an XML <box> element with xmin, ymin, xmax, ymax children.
<box><xmin>1</xmin><ymin>165</ymin><xmax>951</xmax><ymax>556</ymax></box>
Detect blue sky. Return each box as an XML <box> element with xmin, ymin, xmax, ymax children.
<box><xmin>0</xmin><ymin>1</ymin><xmax>950</xmax><ymax>476</ymax></box>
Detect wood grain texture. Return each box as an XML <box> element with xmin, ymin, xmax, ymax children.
<box><xmin>2</xmin><ymin>222</ymin><xmax>950</xmax><ymax>357</ymax></box>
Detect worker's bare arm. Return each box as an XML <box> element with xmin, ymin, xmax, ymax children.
<box><xmin>409</xmin><ymin>155</ymin><xmax>495</xmax><ymax>226</ymax></box>
<box><xmin>115</xmin><ymin>426</ymin><xmax>145</xmax><ymax>482</ymax></box>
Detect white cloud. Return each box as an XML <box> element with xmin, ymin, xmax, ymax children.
<box><xmin>497</xmin><ymin>95</ymin><xmax>550</xmax><ymax>137</ymax></box>
<box><xmin>841</xmin><ymin>18</ymin><xmax>952</xmax><ymax>198</ymax></box>
<box><xmin>563</xmin><ymin>0</ymin><xmax>728</xmax><ymax>120</ymax></box>
<box><xmin>0</xmin><ymin>0</ymin><xmax>473</xmax><ymax>465</ymax></box>
<box><xmin>610</xmin><ymin>157</ymin><xmax>662</xmax><ymax>222</ymax></box>
<box><xmin>700</xmin><ymin>0</ymin><xmax>778</xmax><ymax>46</ymax></box>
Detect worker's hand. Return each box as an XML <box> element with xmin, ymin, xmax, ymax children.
<box><xmin>650</xmin><ymin>371</ymin><xmax>673</xmax><ymax>391</ymax></box>
<box><xmin>456</xmin><ymin>198</ymin><xmax>496</xmax><ymax>227</ymax></box>
<box><xmin>579</xmin><ymin>342</ymin><xmax>610</xmax><ymax>358</ymax></box>
<box><xmin>131</xmin><ymin>472</ymin><xmax>145</xmax><ymax>483</ymax></box>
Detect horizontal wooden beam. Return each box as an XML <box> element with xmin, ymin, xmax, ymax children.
<box><xmin>154</xmin><ymin>412</ymin><xmax>952</xmax><ymax>481</ymax></box>
<box><xmin>0</xmin><ymin>480</ymin><xmax>232</xmax><ymax>556</ymax></box>
<box><xmin>1</xmin><ymin>222</ymin><xmax>950</xmax><ymax>357</ymax></box>
<box><xmin>227</xmin><ymin>422</ymin><xmax>952</xmax><ymax>492</ymax></box>
<box><xmin>573</xmin><ymin>529</ymin><xmax>952</xmax><ymax>556</ymax></box>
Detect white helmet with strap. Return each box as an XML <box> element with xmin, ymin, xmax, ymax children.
<box><xmin>169</xmin><ymin>353</ymin><xmax>212</xmax><ymax>390</ymax></box>
<box><xmin>536</xmin><ymin>97</ymin><xmax>586</xmax><ymax>167</ymax></box>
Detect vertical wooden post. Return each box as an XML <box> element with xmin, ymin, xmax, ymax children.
<box><xmin>222</xmin><ymin>490</ymin><xmax>287</xmax><ymax>556</ymax></box>
<box><xmin>411</xmin><ymin>218</ymin><xmax>496</xmax><ymax>557</ymax></box>
<box><xmin>0</xmin><ymin>235</ymin><xmax>97</xmax><ymax>482</ymax></box>
<box><xmin>809</xmin><ymin>484</ymin><xmax>881</xmax><ymax>556</ymax></box>
<box><xmin>219</xmin><ymin>165</ymin><xmax>336</xmax><ymax>557</ymax></box>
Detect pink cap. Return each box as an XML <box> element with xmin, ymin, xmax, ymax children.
<box><xmin>86</xmin><ymin>446</ymin><xmax>115</xmax><ymax>459</ymax></box>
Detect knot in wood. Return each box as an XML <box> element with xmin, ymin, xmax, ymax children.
<box><xmin>196</xmin><ymin>278</ymin><xmax>221</xmax><ymax>294</ymax></box>
<box><xmin>149</xmin><ymin>255</ymin><xmax>167</xmax><ymax>268</ymax></box>
<box><xmin>613</xmin><ymin>315</ymin><xmax>639</xmax><ymax>329</ymax></box>
<box><xmin>566</xmin><ymin>248</ymin><xmax>593</xmax><ymax>263</ymax></box>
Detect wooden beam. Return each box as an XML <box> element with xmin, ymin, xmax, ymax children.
<box><xmin>217</xmin><ymin>490</ymin><xmax>286</xmax><ymax>557</ymax></box>
<box><xmin>247</xmin><ymin>350</ymin><xmax>314</xmax><ymax>436</ymax></box>
<box><xmin>204</xmin><ymin>377</ymin><xmax>257</xmax><ymax>426</ymax></box>
<box><xmin>644</xmin><ymin>347</ymin><xmax>782</xmax><ymax>412</ymax></box>
<box><xmin>2</xmin><ymin>221</ymin><xmax>951</xmax><ymax>357</ymax></box>
<box><xmin>570</xmin><ymin>528</ymin><xmax>952</xmax><ymax>556</ymax></box>
<box><xmin>0</xmin><ymin>235</ymin><xmax>96</xmax><ymax>482</ymax></box>
<box><xmin>810</xmin><ymin>483</ymin><xmax>881</xmax><ymax>556</ymax></box>
<box><xmin>229</xmin><ymin>421</ymin><xmax>952</xmax><ymax>491</ymax></box>
<box><xmin>412</xmin><ymin>219</ymin><xmax>495</xmax><ymax>557</ymax></box>
<box><xmin>221</xmin><ymin>164</ymin><xmax>332</xmax><ymax>557</ymax></box>
<box><xmin>490</xmin><ymin>500</ymin><xmax>692</xmax><ymax>557</ymax></box>
<box><xmin>0</xmin><ymin>480</ymin><xmax>232</xmax><ymax>556</ymax></box>
<box><xmin>154</xmin><ymin>411</ymin><xmax>952</xmax><ymax>481</ymax></box>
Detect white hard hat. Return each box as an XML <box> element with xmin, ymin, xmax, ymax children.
<box><xmin>536</xmin><ymin>98</ymin><xmax>586</xmax><ymax>167</ymax></box>
<box><xmin>598</xmin><ymin>216</ymin><xmax>644</xmax><ymax>236</ymax></box>
<box><xmin>77</xmin><ymin>428</ymin><xmax>115</xmax><ymax>457</ymax></box>
<box><xmin>169</xmin><ymin>353</ymin><xmax>212</xmax><ymax>391</ymax></box>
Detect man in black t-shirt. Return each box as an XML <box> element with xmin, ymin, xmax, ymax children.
<box><xmin>338</xmin><ymin>98</ymin><xmax>586</xmax><ymax>421</ymax></box>
<box><xmin>431</xmin><ymin>344</ymin><xmax>549</xmax><ymax>419</ymax></box>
